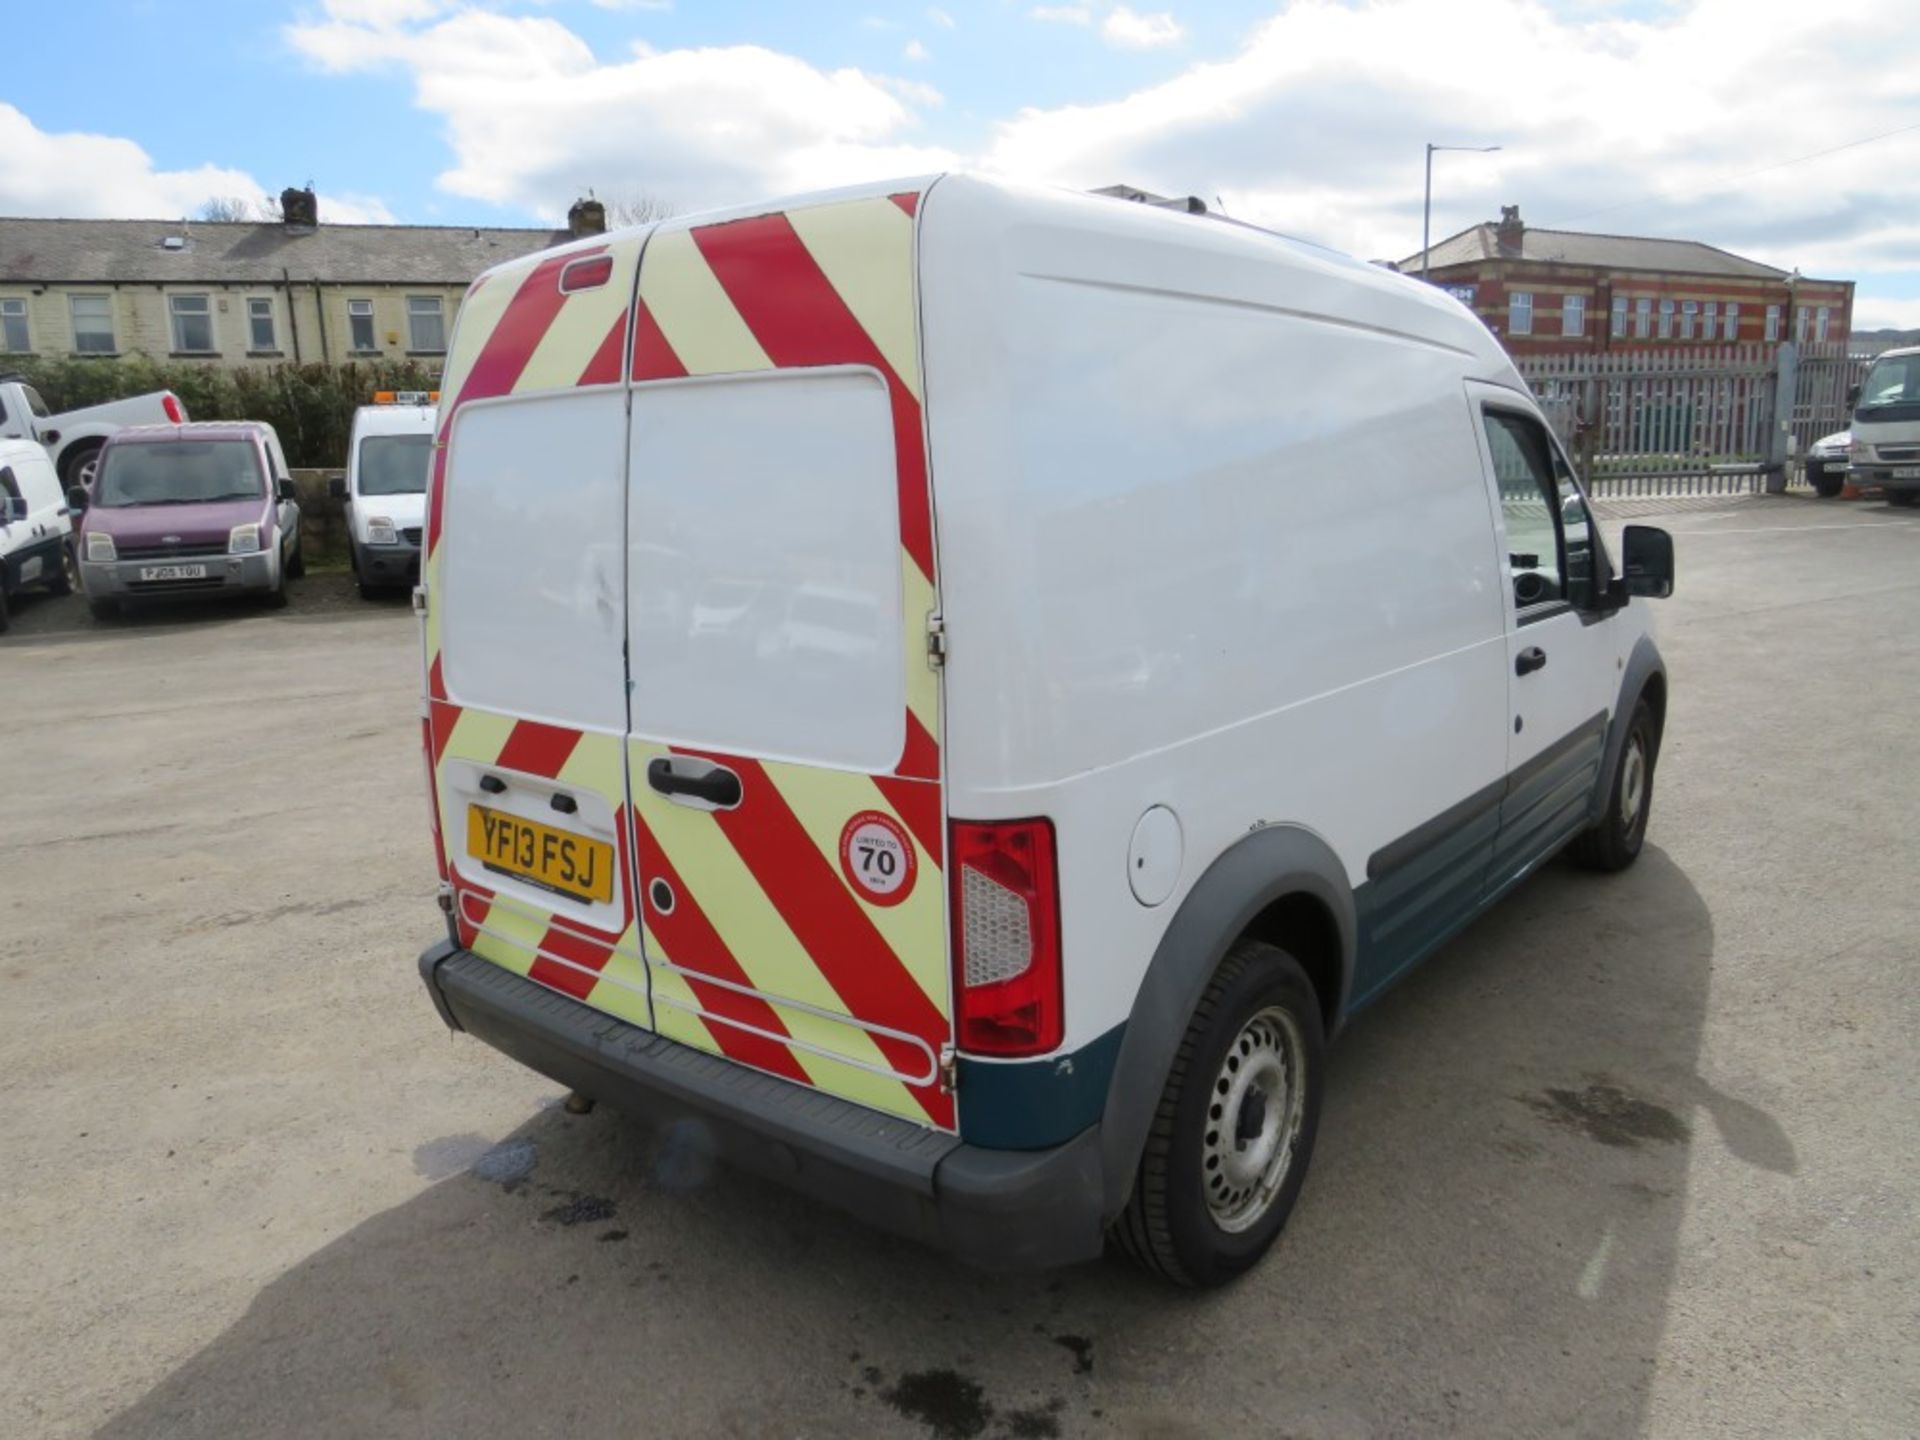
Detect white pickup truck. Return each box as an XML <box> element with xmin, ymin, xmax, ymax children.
<box><xmin>0</xmin><ymin>375</ymin><xmax>187</xmax><ymax>489</ymax></box>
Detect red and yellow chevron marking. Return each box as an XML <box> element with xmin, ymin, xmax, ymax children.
<box><xmin>631</xmin><ymin>740</ymin><xmax>952</xmax><ymax>1129</ymax></box>
<box><xmin>620</xmin><ymin>187</ymin><xmax>953</xmax><ymax>1128</ymax></box>
<box><xmin>629</xmin><ymin>192</ymin><xmax>941</xmax><ymax>780</ymax></box>
<box><xmin>424</xmin><ymin>188</ymin><xmax>954</xmax><ymax>1131</ymax></box>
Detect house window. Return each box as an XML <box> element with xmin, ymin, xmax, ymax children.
<box><xmin>1635</xmin><ymin>297</ymin><xmax>1652</xmax><ymax>339</ymax></box>
<box><xmin>1509</xmin><ymin>291</ymin><xmax>1533</xmax><ymax>336</ymax></box>
<box><xmin>1610</xmin><ymin>294</ymin><xmax>1627</xmax><ymax>339</ymax></box>
<box><xmin>1816</xmin><ymin>306</ymin><xmax>1831</xmax><ymax>343</ymax></box>
<box><xmin>246</xmin><ymin>297</ymin><xmax>277</xmax><ymax>352</ymax></box>
<box><xmin>70</xmin><ymin>294</ymin><xmax>116</xmax><ymax>354</ymax></box>
<box><xmin>406</xmin><ymin>295</ymin><xmax>446</xmax><ymax>353</ymax></box>
<box><xmin>1765</xmin><ymin>304</ymin><xmax>1781</xmax><ymax>342</ymax></box>
<box><xmin>1680</xmin><ymin>300</ymin><xmax>1697</xmax><ymax>340</ymax></box>
<box><xmin>1562</xmin><ymin>294</ymin><xmax>1585</xmax><ymax>337</ymax></box>
<box><xmin>169</xmin><ymin>293</ymin><xmax>215</xmax><ymax>353</ymax></box>
<box><xmin>348</xmin><ymin>298</ymin><xmax>376</xmax><ymax>352</ymax></box>
<box><xmin>1724</xmin><ymin>302</ymin><xmax>1739</xmax><ymax>341</ymax></box>
<box><xmin>1659</xmin><ymin>299</ymin><xmax>1675</xmax><ymax>339</ymax></box>
<box><xmin>1795</xmin><ymin>307</ymin><xmax>1810</xmax><ymax>343</ymax></box>
<box><xmin>1703</xmin><ymin>302</ymin><xmax>1717</xmax><ymax>340</ymax></box>
<box><xmin>0</xmin><ymin>298</ymin><xmax>27</xmax><ymax>352</ymax></box>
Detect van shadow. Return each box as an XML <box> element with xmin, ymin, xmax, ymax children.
<box><xmin>97</xmin><ymin>845</ymin><xmax>1740</xmax><ymax>1440</ymax></box>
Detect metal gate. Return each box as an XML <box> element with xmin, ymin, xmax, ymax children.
<box><xmin>1517</xmin><ymin>342</ymin><xmax>1874</xmax><ymax>499</ymax></box>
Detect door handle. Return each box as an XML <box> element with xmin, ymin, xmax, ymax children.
<box><xmin>647</xmin><ymin>756</ymin><xmax>742</xmax><ymax>809</ymax></box>
<box><xmin>1515</xmin><ymin>646</ymin><xmax>1548</xmax><ymax>676</ymax></box>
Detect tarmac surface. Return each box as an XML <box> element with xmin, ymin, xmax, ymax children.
<box><xmin>2</xmin><ymin>493</ymin><xmax>1915</xmax><ymax>1438</ymax></box>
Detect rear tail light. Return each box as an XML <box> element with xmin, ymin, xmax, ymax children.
<box><xmin>949</xmin><ymin>817</ymin><xmax>1062</xmax><ymax>1056</ymax></box>
<box><xmin>161</xmin><ymin>393</ymin><xmax>184</xmax><ymax>424</ymax></box>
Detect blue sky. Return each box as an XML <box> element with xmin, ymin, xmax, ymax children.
<box><xmin>3</xmin><ymin>0</ymin><xmax>1917</xmax><ymax>327</ymax></box>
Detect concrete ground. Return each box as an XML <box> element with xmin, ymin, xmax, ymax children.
<box><xmin>2</xmin><ymin>495</ymin><xmax>1915</xmax><ymax>1440</ymax></box>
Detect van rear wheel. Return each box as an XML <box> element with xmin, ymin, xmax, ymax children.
<box><xmin>1113</xmin><ymin>939</ymin><xmax>1324</xmax><ymax>1287</ymax></box>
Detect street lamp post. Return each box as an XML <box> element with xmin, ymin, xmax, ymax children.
<box><xmin>1422</xmin><ymin>142</ymin><xmax>1502</xmax><ymax>282</ymax></box>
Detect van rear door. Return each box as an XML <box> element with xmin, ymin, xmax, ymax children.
<box><xmin>426</xmin><ymin>235</ymin><xmax>651</xmax><ymax>1028</ymax></box>
<box><xmin>622</xmin><ymin>193</ymin><xmax>955</xmax><ymax>1130</ymax></box>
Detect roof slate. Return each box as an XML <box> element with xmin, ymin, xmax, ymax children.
<box><xmin>0</xmin><ymin>216</ymin><xmax>572</xmax><ymax>285</ymax></box>
<box><xmin>1401</xmin><ymin>222</ymin><xmax>1791</xmax><ymax>280</ymax></box>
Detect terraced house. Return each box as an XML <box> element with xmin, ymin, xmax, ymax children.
<box><xmin>1400</xmin><ymin>206</ymin><xmax>1853</xmax><ymax>356</ymax></box>
<box><xmin>0</xmin><ymin>188</ymin><xmax>608</xmax><ymax>371</ymax></box>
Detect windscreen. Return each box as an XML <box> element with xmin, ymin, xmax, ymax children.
<box><xmin>357</xmin><ymin>433</ymin><xmax>432</xmax><ymax>496</ymax></box>
<box><xmin>93</xmin><ymin>441</ymin><xmax>262</xmax><ymax>507</ymax></box>
<box><xmin>1856</xmin><ymin>353</ymin><xmax>1920</xmax><ymax>423</ymax></box>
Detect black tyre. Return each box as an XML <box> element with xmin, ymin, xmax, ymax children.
<box><xmin>88</xmin><ymin>597</ymin><xmax>116</xmax><ymax>622</ymax></box>
<box><xmin>287</xmin><ymin>540</ymin><xmax>306</xmax><ymax>580</ymax></box>
<box><xmin>0</xmin><ymin>581</ymin><xmax>11</xmax><ymax>634</ymax></box>
<box><xmin>1808</xmin><ymin>464</ymin><xmax>1844</xmax><ymax>498</ymax></box>
<box><xmin>1113</xmin><ymin>939</ymin><xmax>1325</xmax><ymax>1287</ymax></box>
<box><xmin>59</xmin><ymin>441</ymin><xmax>104</xmax><ymax>493</ymax></box>
<box><xmin>1887</xmin><ymin>489</ymin><xmax>1919</xmax><ymax>509</ymax></box>
<box><xmin>48</xmin><ymin>542</ymin><xmax>76</xmax><ymax>596</ymax></box>
<box><xmin>1571</xmin><ymin>700</ymin><xmax>1658</xmax><ymax>872</ymax></box>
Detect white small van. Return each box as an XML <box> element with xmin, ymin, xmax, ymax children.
<box><xmin>1847</xmin><ymin>346</ymin><xmax>1920</xmax><ymax>506</ymax></box>
<box><xmin>332</xmin><ymin>393</ymin><xmax>436</xmax><ymax>594</ymax></box>
<box><xmin>415</xmin><ymin>175</ymin><xmax>1675</xmax><ymax>1285</ymax></box>
<box><xmin>0</xmin><ymin>437</ymin><xmax>75</xmax><ymax>631</ymax></box>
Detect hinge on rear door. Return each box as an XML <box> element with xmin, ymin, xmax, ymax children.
<box><xmin>411</xmin><ymin>584</ymin><xmax>429</xmax><ymax>619</ymax></box>
<box><xmin>939</xmin><ymin>1046</ymin><xmax>958</xmax><ymax>1094</ymax></box>
<box><xmin>925</xmin><ymin>613</ymin><xmax>947</xmax><ymax>670</ymax></box>
<box><xmin>436</xmin><ymin>881</ymin><xmax>454</xmax><ymax>915</ymax></box>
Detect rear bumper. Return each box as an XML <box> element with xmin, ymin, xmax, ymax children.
<box><xmin>418</xmin><ymin>942</ymin><xmax>1108</xmax><ymax>1269</ymax></box>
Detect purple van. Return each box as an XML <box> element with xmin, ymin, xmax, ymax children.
<box><xmin>76</xmin><ymin>422</ymin><xmax>303</xmax><ymax>618</ymax></box>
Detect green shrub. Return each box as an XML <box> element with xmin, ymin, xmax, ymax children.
<box><xmin>5</xmin><ymin>357</ymin><xmax>442</xmax><ymax>469</ymax></box>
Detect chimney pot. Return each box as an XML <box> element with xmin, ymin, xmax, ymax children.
<box><xmin>1496</xmin><ymin>204</ymin><xmax>1524</xmax><ymax>258</ymax></box>
<box><xmin>568</xmin><ymin>197</ymin><xmax>607</xmax><ymax>239</ymax></box>
<box><xmin>281</xmin><ymin>186</ymin><xmax>318</xmax><ymax>232</ymax></box>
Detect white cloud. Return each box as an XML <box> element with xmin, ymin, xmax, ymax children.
<box><xmin>1103</xmin><ymin>7</ymin><xmax>1184</xmax><ymax>49</ymax></box>
<box><xmin>0</xmin><ymin>102</ymin><xmax>393</xmax><ymax>223</ymax></box>
<box><xmin>926</xmin><ymin>7</ymin><xmax>955</xmax><ymax>29</ymax></box>
<box><xmin>1030</xmin><ymin>5</ymin><xmax>1092</xmax><ymax>24</ymax></box>
<box><xmin>904</xmin><ymin>38</ymin><xmax>931</xmax><ymax>62</ymax></box>
<box><xmin>286</xmin><ymin>9</ymin><xmax>956</xmax><ymax>217</ymax></box>
<box><xmin>1854</xmin><ymin>296</ymin><xmax>1920</xmax><ymax>332</ymax></box>
<box><xmin>984</xmin><ymin>0</ymin><xmax>1920</xmax><ymax>290</ymax></box>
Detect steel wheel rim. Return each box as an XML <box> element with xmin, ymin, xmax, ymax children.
<box><xmin>1202</xmin><ymin>1005</ymin><xmax>1307</xmax><ymax>1233</ymax></box>
<box><xmin>77</xmin><ymin>456</ymin><xmax>98</xmax><ymax>489</ymax></box>
<box><xmin>1620</xmin><ymin>733</ymin><xmax>1648</xmax><ymax>829</ymax></box>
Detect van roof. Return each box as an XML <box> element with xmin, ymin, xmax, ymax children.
<box><xmin>107</xmin><ymin>421</ymin><xmax>275</xmax><ymax>444</ymax></box>
<box><xmin>461</xmin><ymin>171</ymin><xmax>1512</xmax><ymax>380</ymax></box>
<box><xmin>352</xmin><ymin>403</ymin><xmax>437</xmax><ymax>438</ymax></box>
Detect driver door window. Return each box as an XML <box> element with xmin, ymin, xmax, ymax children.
<box><xmin>1483</xmin><ymin>410</ymin><xmax>1567</xmax><ymax>617</ymax></box>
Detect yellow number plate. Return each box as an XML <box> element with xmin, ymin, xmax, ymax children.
<box><xmin>466</xmin><ymin>805</ymin><xmax>615</xmax><ymax>905</ymax></box>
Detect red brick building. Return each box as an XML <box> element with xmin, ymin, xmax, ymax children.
<box><xmin>1398</xmin><ymin>206</ymin><xmax>1853</xmax><ymax>355</ymax></box>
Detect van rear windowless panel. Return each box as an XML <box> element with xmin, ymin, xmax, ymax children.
<box><xmin>626</xmin><ymin>367</ymin><xmax>906</xmax><ymax>773</ymax></box>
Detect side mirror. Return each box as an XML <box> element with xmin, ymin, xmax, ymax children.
<box><xmin>1621</xmin><ymin>525</ymin><xmax>1674</xmax><ymax>599</ymax></box>
<box><xmin>276</xmin><ymin>477</ymin><xmax>297</xmax><ymax>502</ymax></box>
<box><xmin>327</xmin><ymin>475</ymin><xmax>347</xmax><ymax>501</ymax></box>
<box><xmin>1847</xmin><ymin>382</ymin><xmax>1861</xmax><ymax>409</ymax></box>
<box><xmin>66</xmin><ymin>486</ymin><xmax>89</xmax><ymax>511</ymax></box>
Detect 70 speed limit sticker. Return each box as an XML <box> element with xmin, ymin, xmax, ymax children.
<box><xmin>838</xmin><ymin>810</ymin><xmax>917</xmax><ymax>907</ymax></box>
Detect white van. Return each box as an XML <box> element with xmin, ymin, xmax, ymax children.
<box><xmin>415</xmin><ymin>175</ymin><xmax>1675</xmax><ymax>1285</ymax></box>
<box><xmin>332</xmin><ymin>393</ymin><xmax>435</xmax><ymax>594</ymax></box>
<box><xmin>0</xmin><ymin>437</ymin><xmax>75</xmax><ymax>631</ymax></box>
<box><xmin>1847</xmin><ymin>346</ymin><xmax>1920</xmax><ymax>506</ymax></box>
